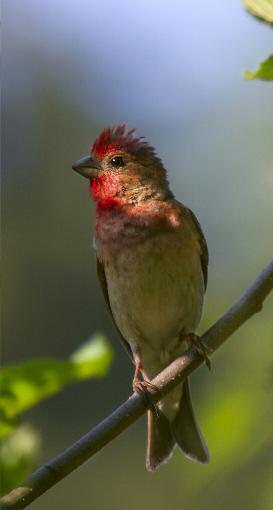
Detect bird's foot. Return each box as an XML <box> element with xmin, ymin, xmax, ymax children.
<box><xmin>132</xmin><ymin>379</ymin><xmax>160</xmax><ymax>417</ymax></box>
<box><xmin>184</xmin><ymin>333</ymin><xmax>212</xmax><ymax>370</ymax></box>
<box><xmin>133</xmin><ymin>378</ymin><xmax>158</xmax><ymax>394</ymax></box>
<box><xmin>132</xmin><ymin>356</ymin><xmax>160</xmax><ymax>416</ymax></box>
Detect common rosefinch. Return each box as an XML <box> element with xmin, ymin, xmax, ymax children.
<box><xmin>72</xmin><ymin>125</ymin><xmax>209</xmax><ymax>470</ymax></box>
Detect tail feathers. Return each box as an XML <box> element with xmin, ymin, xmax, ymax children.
<box><xmin>146</xmin><ymin>409</ymin><xmax>176</xmax><ymax>471</ymax></box>
<box><xmin>146</xmin><ymin>378</ymin><xmax>209</xmax><ymax>471</ymax></box>
<box><xmin>171</xmin><ymin>378</ymin><xmax>209</xmax><ymax>464</ymax></box>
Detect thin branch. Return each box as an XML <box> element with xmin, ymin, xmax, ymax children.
<box><xmin>1</xmin><ymin>259</ymin><xmax>273</xmax><ymax>510</ymax></box>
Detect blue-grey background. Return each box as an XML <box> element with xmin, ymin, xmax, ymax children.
<box><xmin>2</xmin><ymin>0</ymin><xmax>273</xmax><ymax>508</ymax></box>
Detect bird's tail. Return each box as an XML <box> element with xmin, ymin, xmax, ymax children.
<box><xmin>172</xmin><ymin>377</ymin><xmax>209</xmax><ymax>463</ymax></box>
<box><xmin>146</xmin><ymin>377</ymin><xmax>209</xmax><ymax>471</ymax></box>
<box><xmin>146</xmin><ymin>408</ymin><xmax>176</xmax><ymax>471</ymax></box>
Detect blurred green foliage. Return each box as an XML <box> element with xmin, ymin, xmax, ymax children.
<box><xmin>243</xmin><ymin>0</ymin><xmax>273</xmax><ymax>24</ymax></box>
<box><xmin>0</xmin><ymin>335</ymin><xmax>112</xmax><ymax>440</ymax></box>
<box><xmin>0</xmin><ymin>335</ymin><xmax>112</xmax><ymax>494</ymax></box>
<box><xmin>0</xmin><ymin>424</ymin><xmax>41</xmax><ymax>495</ymax></box>
<box><xmin>243</xmin><ymin>0</ymin><xmax>273</xmax><ymax>80</ymax></box>
<box><xmin>244</xmin><ymin>54</ymin><xmax>273</xmax><ymax>80</ymax></box>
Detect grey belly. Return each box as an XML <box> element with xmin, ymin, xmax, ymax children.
<box><xmin>104</xmin><ymin>235</ymin><xmax>204</xmax><ymax>379</ymax></box>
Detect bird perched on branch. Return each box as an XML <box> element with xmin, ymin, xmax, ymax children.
<box><xmin>72</xmin><ymin>125</ymin><xmax>210</xmax><ymax>470</ymax></box>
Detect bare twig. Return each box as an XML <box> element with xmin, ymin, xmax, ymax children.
<box><xmin>1</xmin><ymin>259</ymin><xmax>273</xmax><ymax>510</ymax></box>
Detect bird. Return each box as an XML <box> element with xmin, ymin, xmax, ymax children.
<box><xmin>72</xmin><ymin>125</ymin><xmax>210</xmax><ymax>470</ymax></box>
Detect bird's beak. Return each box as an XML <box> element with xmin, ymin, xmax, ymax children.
<box><xmin>72</xmin><ymin>155</ymin><xmax>100</xmax><ymax>179</ymax></box>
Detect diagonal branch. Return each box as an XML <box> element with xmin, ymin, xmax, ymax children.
<box><xmin>1</xmin><ymin>258</ymin><xmax>273</xmax><ymax>510</ymax></box>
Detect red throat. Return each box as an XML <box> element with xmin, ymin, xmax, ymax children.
<box><xmin>90</xmin><ymin>175</ymin><xmax>123</xmax><ymax>212</ymax></box>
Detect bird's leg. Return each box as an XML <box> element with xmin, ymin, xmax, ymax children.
<box><xmin>132</xmin><ymin>355</ymin><xmax>143</xmax><ymax>391</ymax></box>
<box><xmin>181</xmin><ymin>332</ymin><xmax>212</xmax><ymax>370</ymax></box>
<box><xmin>132</xmin><ymin>356</ymin><xmax>159</xmax><ymax>393</ymax></box>
<box><xmin>132</xmin><ymin>355</ymin><xmax>160</xmax><ymax>417</ymax></box>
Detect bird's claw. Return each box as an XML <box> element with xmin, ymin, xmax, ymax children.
<box><xmin>133</xmin><ymin>379</ymin><xmax>158</xmax><ymax>393</ymax></box>
<box><xmin>133</xmin><ymin>379</ymin><xmax>160</xmax><ymax>417</ymax></box>
<box><xmin>187</xmin><ymin>333</ymin><xmax>212</xmax><ymax>370</ymax></box>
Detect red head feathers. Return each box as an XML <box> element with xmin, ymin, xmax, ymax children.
<box><xmin>91</xmin><ymin>125</ymin><xmax>163</xmax><ymax>168</ymax></box>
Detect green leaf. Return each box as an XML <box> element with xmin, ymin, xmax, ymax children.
<box><xmin>244</xmin><ymin>54</ymin><xmax>273</xmax><ymax>80</ymax></box>
<box><xmin>0</xmin><ymin>335</ymin><xmax>113</xmax><ymax>440</ymax></box>
<box><xmin>243</xmin><ymin>0</ymin><xmax>273</xmax><ymax>24</ymax></box>
<box><xmin>0</xmin><ymin>424</ymin><xmax>41</xmax><ymax>495</ymax></box>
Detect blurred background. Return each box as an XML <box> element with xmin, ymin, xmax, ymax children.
<box><xmin>2</xmin><ymin>0</ymin><xmax>273</xmax><ymax>508</ymax></box>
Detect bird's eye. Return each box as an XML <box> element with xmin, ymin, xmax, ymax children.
<box><xmin>110</xmin><ymin>156</ymin><xmax>124</xmax><ymax>168</ymax></box>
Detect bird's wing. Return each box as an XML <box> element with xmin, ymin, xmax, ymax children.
<box><xmin>185</xmin><ymin>207</ymin><xmax>209</xmax><ymax>291</ymax></box>
<box><xmin>96</xmin><ymin>257</ymin><xmax>134</xmax><ymax>362</ymax></box>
